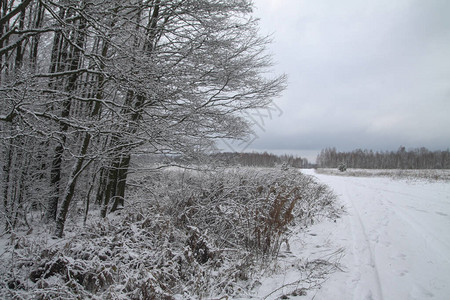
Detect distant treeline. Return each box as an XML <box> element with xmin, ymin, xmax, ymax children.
<box><xmin>210</xmin><ymin>152</ymin><xmax>314</xmax><ymax>168</ymax></box>
<box><xmin>316</xmin><ymin>147</ymin><xmax>450</xmax><ymax>169</ymax></box>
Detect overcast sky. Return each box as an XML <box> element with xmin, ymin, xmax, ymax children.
<box><xmin>238</xmin><ymin>0</ymin><xmax>450</xmax><ymax>161</ymax></box>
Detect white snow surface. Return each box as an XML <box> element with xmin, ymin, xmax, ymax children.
<box><xmin>254</xmin><ymin>169</ymin><xmax>450</xmax><ymax>300</ymax></box>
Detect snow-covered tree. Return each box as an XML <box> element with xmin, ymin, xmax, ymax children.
<box><xmin>0</xmin><ymin>0</ymin><xmax>286</xmax><ymax>237</ymax></box>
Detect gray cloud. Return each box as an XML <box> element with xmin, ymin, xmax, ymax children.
<box><xmin>249</xmin><ymin>0</ymin><xmax>450</xmax><ymax>160</ymax></box>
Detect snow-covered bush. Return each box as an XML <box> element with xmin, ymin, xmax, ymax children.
<box><xmin>338</xmin><ymin>163</ymin><xmax>347</xmax><ymax>172</ymax></box>
<box><xmin>0</xmin><ymin>167</ymin><xmax>338</xmax><ymax>299</ymax></box>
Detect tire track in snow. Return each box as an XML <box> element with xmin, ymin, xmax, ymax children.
<box><xmin>346</xmin><ymin>179</ymin><xmax>450</xmax><ymax>263</ymax></box>
<box><xmin>305</xmin><ymin>170</ymin><xmax>450</xmax><ymax>300</ymax></box>
<box><xmin>344</xmin><ymin>183</ymin><xmax>384</xmax><ymax>300</ymax></box>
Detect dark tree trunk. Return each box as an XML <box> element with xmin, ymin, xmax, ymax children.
<box><xmin>14</xmin><ymin>9</ymin><xmax>25</xmax><ymax>69</ymax></box>
<box><xmin>2</xmin><ymin>138</ymin><xmax>12</xmax><ymax>231</ymax></box>
<box><xmin>47</xmin><ymin>143</ymin><xmax>63</xmax><ymax>221</ymax></box>
<box><xmin>48</xmin><ymin>7</ymin><xmax>86</xmax><ymax>222</ymax></box>
<box><xmin>110</xmin><ymin>154</ymin><xmax>130</xmax><ymax>212</ymax></box>
<box><xmin>100</xmin><ymin>158</ymin><xmax>120</xmax><ymax>218</ymax></box>
<box><xmin>55</xmin><ymin>132</ymin><xmax>92</xmax><ymax>238</ymax></box>
<box><xmin>29</xmin><ymin>1</ymin><xmax>44</xmax><ymax>67</ymax></box>
<box><xmin>97</xmin><ymin>2</ymin><xmax>161</xmax><ymax>217</ymax></box>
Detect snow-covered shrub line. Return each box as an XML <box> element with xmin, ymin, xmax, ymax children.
<box><xmin>1</xmin><ymin>167</ymin><xmax>338</xmax><ymax>299</ymax></box>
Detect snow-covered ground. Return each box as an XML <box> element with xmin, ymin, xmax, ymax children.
<box><xmin>297</xmin><ymin>169</ymin><xmax>450</xmax><ymax>300</ymax></box>
<box><xmin>252</xmin><ymin>169</ymin><xmax>450</xmax><ymax>299</ymax></box>
<box><xmin>315</xmin><ymin>168</ymin><xmax>450</xmax><ymax>181</ymax></box>
<box><xmin>2</xmin><ymin>168</ymin><xmax>449</xmax><ymax>299</ymax></box>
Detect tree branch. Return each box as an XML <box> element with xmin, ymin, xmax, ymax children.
<box><xmin>0</xmin><ymin>0</ymin><xmax>33</xmax><ymax>27</ymax></box>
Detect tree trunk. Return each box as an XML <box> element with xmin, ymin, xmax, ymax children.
<box><xmin>97</xmin><ymin>2</ymin><xmax>161</xmax><ymax>217</ymax></box>
<box><xmin>110</xmin><ymin>154</ymin><xmax>130</xmax><ymax>212</ymax></box>
<box><xmin>2</xmin><ymin>138</ymin><xmax>12</xmax><ymax>231</ymax></box>
<box><xmin>47</xmin><ymin>143</ymin><xmax>63</xmax><ymax>221</ymax></box>
<box><xmin>14</xmin><ymin>8</ymin><xmax>25</xmax><ymax>69</ymax></box>
<box><xmin>100</xmin><ymin>158</ymin><xmax>120</xmax><ymax>218</ymax></box>
<box><xmin>48</xmin><ymin>8</ymin><xmax>86</xmax><ymax>221</ymax></box>
<box><xmin>55</xmin><ymin>132</ymin><xmax>91</xmax><ymax>238</ymax></box>
<box><xmin>29</xmin><ymin>1</ymin><xmax>44</xmax><ymax>68</ymax></box>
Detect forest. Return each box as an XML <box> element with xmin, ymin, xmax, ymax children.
<box><xmin>316</xmin><ymin>146</ymin><xmax>450</xmax><ymax>169</ymax></box>
<box><xmin>0</xmin><ymin>0</ymin><xmax>286</xmax><ymax>237</ymax></box>
<box><xmin>207</xmin><ymin>152</ymin><xmax>313</xmax><ymax>168</ymax></box>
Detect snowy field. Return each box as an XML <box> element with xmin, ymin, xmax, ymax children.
<box><xmin>315</xmin><ymin>168</ymin><xmax>450</xmax><ymax>181</ymax></box>
<box><xmin>259</xmin><ymin>169</ymin><xmax>450</xmax><ymax>300</ymax></box>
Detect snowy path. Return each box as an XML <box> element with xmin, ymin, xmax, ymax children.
<box><xmin>302</xmin><ymin>170</ymin><xmax>450</xmax><ymax>300</ymax></box>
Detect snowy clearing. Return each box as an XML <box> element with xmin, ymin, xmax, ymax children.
<box><xmin>293</xmin><ymin>169</ymin><xmax>450</xmax><ymax>300</ymax></box>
